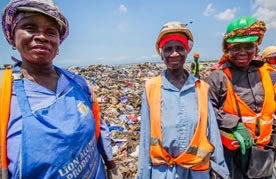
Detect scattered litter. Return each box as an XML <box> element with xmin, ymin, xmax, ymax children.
<box><xmin>68</xmin><ymin>62</ymin><xmax>216</xmax><ymax>178</ymax></box>
<box><xmin>109</xmin><ymin>126</ymin><xmax>124</xmax><ymax>132</ymax></box>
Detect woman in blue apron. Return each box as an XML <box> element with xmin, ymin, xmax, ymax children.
<box><xmin>1</xmin><ymin>0</ymin><xmax>121</xmax><ymax>178</ymax></box>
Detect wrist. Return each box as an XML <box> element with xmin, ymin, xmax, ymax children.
<box><xmin>232</xmin><ymin>122</ymin><xmax>244</xmax><ymax>131</ymax></box>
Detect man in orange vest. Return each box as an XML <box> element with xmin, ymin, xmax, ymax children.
<box><xmin>137</xmin><ymin>21</ymin><xmax>229</xmax><ymax>179</ymax></box>
<box><xmin>207</xmin><ymin>16</ymin><xmax>276</xmax><ymax>179</ymax></box>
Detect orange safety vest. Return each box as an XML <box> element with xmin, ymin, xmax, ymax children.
<box><xmin>263</xmin><ymin>63</ymin><xmax>275</xmax><ymax>72</ymax></box>
<box><xmin>220</xmin><ymin>66</ymin><xmax>276</xmax><ymax>150</ymax></box>
<box><xmin>262</xmin><ymin>63</ymin><xmax>276</xmax><ymax>94</ymax></box>
<box><xmin>90</xmin><ymin>85</ymin><xmax>101</xmax><ymax>141</ymax></box>
<box><xmin>145</xmin><ymin>76</ymin><xmax>214</xmax><ymax>170</ymax></box>
<box><xmin>0</xmin><ymin>67</ymin><xmax>101</xmax><ymax>179</ymax></box>
<box><xmin>0</xmin><ymin>67</ymin><xmax>12</xmax><ymax>179</ymax></box>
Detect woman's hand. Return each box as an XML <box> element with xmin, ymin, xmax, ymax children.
<box><xmin>232</xmin><ymin>122</ymin><xmax>254</xmax><ymax>155</ymax></box>
<box><xmin>105</xmin><ymin>160</ymin><xmax>123</xmax><ymax>179</ymax></box>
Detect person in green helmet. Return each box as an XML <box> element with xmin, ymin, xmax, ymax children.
<box><xmin>207</xmin><ymin>16</ymin><xmax>276</xmax><ymax>179</ymax></box>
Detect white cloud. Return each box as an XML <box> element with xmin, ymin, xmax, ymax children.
<box><xmin>203</xmin><ymin>3</ymin><xmax>215</xmax><ymax>16</ymax></box>
<box><xmin>119</xmin><ymin>4</ymin><xmax>127</xmax><ymax>13</ymax></box>
<box><xmin>214</xmin><ymin>7</ymin><xmax>238</xmax><ymax>21</ymax></box>
<box><xmin>252</xmin><ymin>0</ymin><xmax>276</xmax><ymax>30</ymax></box>
<box><xmin>253</xmin><ymin>0</ymin><xmax>276</xmax><ymax>9</ymax></box>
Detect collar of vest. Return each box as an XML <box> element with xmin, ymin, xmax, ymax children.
<box><xmin>222</xmin><ymin>61</ymin><xmax>261</xmax><ymax>72</ymax></box>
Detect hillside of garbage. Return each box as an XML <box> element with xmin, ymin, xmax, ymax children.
<box><xmin>68</xmin><ymin>62</ymin><xmax>216</xmax><ymax>178</ymax></box>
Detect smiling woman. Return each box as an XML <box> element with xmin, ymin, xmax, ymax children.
<box><xmin>13</xmin><ymin>14</ymin><xmax>60</xmax><ymax>66</ymax></box>
<box><xmin>227</xmin><ymin>43</ymin><xmax>258</xmax><ymax>69</ymax></box>
<box><xmin>137</xmin><ymin>21</ymin><xmax>229</xmax><ymax>179</ymax></box>
<box><xmin>0</xmin><ymin>0</ymin><xmax>119</xmax><ymax>179</ymax></box>
<box><xmin>207</xmin><ymin>16</ymin><xmax>276</xmax><ymax>179</ymax></box>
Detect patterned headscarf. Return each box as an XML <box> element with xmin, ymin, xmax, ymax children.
<box><xmin>2</xmin><ymin>0</ymin><xmax>69</xmax><ymax>46</ymax></box>
<box><xmin>218</xmin><ymin>20</ymin><xmax>266</xmax><ymax>66</ymax></box>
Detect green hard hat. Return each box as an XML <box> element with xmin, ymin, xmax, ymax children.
<box><xmin>226</xmin><ymin>16</ymin><xmax>259</xmax><ymax>43</ymax></box>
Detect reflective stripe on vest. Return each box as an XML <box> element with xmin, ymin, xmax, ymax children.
<box><xmin>221</xmin><ymin>66</ymin><xmax>275</xmax><ymax>150</ymax></box>
<box><xmin>145</xmin><ymin>76</ymin><xmax>214</xmax><ymax>170</ymax></box>
<box><xmin>0</xmin><ymin>68</ymin><xmax>101</xmax><ymax>178</ymax></box>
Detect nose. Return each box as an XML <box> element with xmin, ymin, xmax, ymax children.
<box><xmin>34</xmin><ymin>32</ymin><xmax>49</xmax><ymax>43</ymax></box>
<box><xmin>239</xmin><ymin>48</ymin><xmax>248</xmax><ymax>55</ymax></box>
<box><xmin>170</xmin><ymin>49</ymin><xmax>180</xmax><ymax>57</ymax></box>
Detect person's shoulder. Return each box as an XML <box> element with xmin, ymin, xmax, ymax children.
<box><xmin>251</xmin><ymin>60</ymin><xmax>264</xmax><ymax>68</ymax></box>
<box><xmin>145</xmin><ymin>75</ymin><xmax>161</xmax><ymax>85</ymax></box>
<box><xmin>206</xmin><ymin>69</ymin><xmax>227</xmax><ymax>85</ymax></box>
<box><xmin>58</xmin><ymin>67</ymin><xmax>90</xmax><ymax>89</ymax></box>
<box><xmin>208</xmin><ymin>69</ymin><xmax>225</xmax><ymax>79</ymax></box>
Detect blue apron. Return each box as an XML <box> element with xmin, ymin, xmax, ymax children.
<box><xmin>12</xmin><ymin>66</ymin><xmax>106</xmax><ymax>179</ymax></box>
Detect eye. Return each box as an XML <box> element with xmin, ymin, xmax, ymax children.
<box><xmin>229</xmin><ymin>47</ymin><xmax>240</xmax><ymax>52</ymax></box>
<box><xmin>23</xmin><ymin>24</ymin><xmax>36</xmax><ymax>33</ymax></box>
<box><xmin>176</xmin><ymin>46</ymin><xmax>185</xmax><ymax>52</ymax></box>
<box><xmin>244</xmin><ymin>45</ymin><xmax>255</xmax><ymax>51</ymax></box>
<box><xmin>46</xmin><ymin>28</ymin><xmax>59</xmax><ymax>37</ymax></box>
<box><xmin>164</xmin><ymin>47</ymin><xmax>173</xmax><ymax>53</ymax></box>
<box><xmin>47</xmin><ymin>30</ymin><xmax>58</xmax><ymax>36</ymax></box>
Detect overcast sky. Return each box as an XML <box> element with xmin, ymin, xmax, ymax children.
<box><xmin>0</xmin><ymin>0</ymin><xmax>275</xmax><ymax>67</ymax></box>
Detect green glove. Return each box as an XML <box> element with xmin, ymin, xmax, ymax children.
<box><xmin>232</xmin><ymin>122</ymin><xmax>254</xmax><ymax>155</ymax></box>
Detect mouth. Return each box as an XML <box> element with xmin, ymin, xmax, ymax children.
<box><xmin>236</xmin><ymin>56</ymin><xmax>249</xmax><ymax>62</ymax></box>
<box><xmin>168</xmin><ymin>58</ymin><xmax>181</xmax><ymax>63</ymax></box>
<box><xmin>31</xmin><ymin>45</ymin><xmax>51</xmax><ymax>53</ymax></box>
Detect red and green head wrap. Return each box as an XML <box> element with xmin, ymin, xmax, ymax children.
<box><xmin>218</xmin><ymin>16</ymin><xmax>266</xmax><ymax>66</ymax></box>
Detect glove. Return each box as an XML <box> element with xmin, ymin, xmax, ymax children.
<box><xmin>232</xmin><ymin>122</ymin><xmax>254</xmax><ymax>155</ymax></box>
<box><xmin>107</xmin><ymin>166</ymin><xmax>123</xmax><ymax>179</ymax></box>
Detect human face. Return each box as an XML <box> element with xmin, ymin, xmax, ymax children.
<box><xmin>161</xmin><ymin>40</ymin><xmax>187</xmax><ymax>71</ymax></box>
<box><xmin>228</xmin><ymin>43</ymin><xmax>257</xmax><ymax>69</ymax></box>
<box><xmin>13</xmin><ymin>14</ymin><xmax>60</xmax><ymax>65</ymax></box>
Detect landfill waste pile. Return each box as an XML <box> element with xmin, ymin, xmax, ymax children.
<box><xmin>68</xmin><ymin>62</ymin><xmax>216</xmax><ymax>178</ymax></box>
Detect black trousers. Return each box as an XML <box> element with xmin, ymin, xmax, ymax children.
<box><xmin>224</xmin><ymin>147</ymin><xmax>272</xmax><ymax>179</ymax></box>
